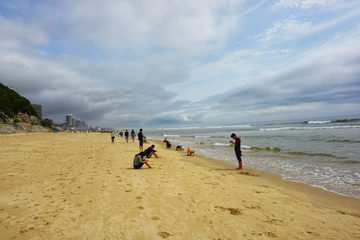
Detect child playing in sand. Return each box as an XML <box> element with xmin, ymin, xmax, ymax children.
<box><xmin>133</xmin><ymin>152</ymin><xmax>153</xmax><ymax>169</ymax></box>
<box><xmin>229</xmin><ymin>133</ymin><xmax>242</xmax><ymax>170</ymax></box>
<box><xmin>187</xmin><ymin>148</ymin><xmax>194</xmax><ymax>156</ymax></box>
<box><xmin>176</xmin><ymin>145</ymin><xmax>184</xmax><ymax>150</ymax></box>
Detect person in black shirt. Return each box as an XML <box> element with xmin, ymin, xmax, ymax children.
<box><xmin>124</xmin><ymin>129</ymin><xmax>129</xmax><ymax>143</ymax></box>
<box><xmin>138</xmin><ymin>129</ymin><xmax>144</xmax><ymax>151</ymax></box>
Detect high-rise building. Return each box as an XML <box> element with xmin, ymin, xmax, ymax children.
<box><xmin>31</xmin><ymin>104</ymin><xmax>42</xmax><ymax>119</ymax></box>
<box><xmin>66</xmin><ymin>114</ymin><xmax>72</xmax><ymax>126</ymax></box>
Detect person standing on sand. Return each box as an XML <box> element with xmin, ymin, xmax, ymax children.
<box><xmin>230</xmin><ymin>133</ymin><xmax>242</xmax><ymax>170</ymax></box>
<box><xmin>138</xmin><ymin>129</ymin><xmax>144</xmax><ymax>151</ymax></box>
<box><xmin>133</xmin><ymin>152</ymin><xmax>153</xmax><ymax>169</ymax></box>
<box><xmin>124</xmin><ymin>129</ymin><xmax>129</xmax><ymax>143</ymax></box>
<box><xmin>131</xmin><ymin>130</ymin><xmax>136</xmax><ymax>143</ymax></box>
<box><xmin>111</xmin><ymin>131</ymin><xmax>115</xmax><ymax>143</ymax></box>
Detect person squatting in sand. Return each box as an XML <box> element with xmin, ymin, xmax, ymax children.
<box><xmin>144</xmin><ymin>145</ymin><xmax>160</xmax><ymax>158</ymax></box>
<box><xmin>187</xmin><ymin>148</ymin><xmax>194</xmax><ymax>156</ymax></box>
<box><xmin>230</xmin><ymin>133</ymin><xmax>242</xmax><ymax>170</ymax></box>
<box><xmin>176</xmin><ymin>145</ymin><xmax>184</xmax><ymax>150</ymax></box>
<box><xmin>164</xmin><ymin>139</ymin><xmax>171</xmax><ymax>149</ymax></box>
<box><xmin>133</xmin><ymin>152</ymin><xmax>153</xmax><ymax>169</ymax></box>
<box><xmin>111</xmin><ymin>131</ymin><xmax>115</xmax><ymax>143</ymax></box>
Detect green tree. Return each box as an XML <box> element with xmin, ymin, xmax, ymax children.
<box><xmin>0</xmin><ymin>83</ymin><xmax>38</xmax><ymax>118</ymax></box>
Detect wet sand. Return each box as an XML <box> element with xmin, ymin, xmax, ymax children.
<box><xmin>1</xmin><ymin>132</ymin><xmax>359</xmax><ymax>239</ymax></box>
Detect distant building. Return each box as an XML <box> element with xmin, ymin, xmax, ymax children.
<box><xmin>31</xmin><ymin>104</ymin><xmax>42</xmax><ymax>119</ymax></box>
<box><xmin>64</xmin><ymin>114</ymin><xmax>88</xmax><ymax>130</ymax></box>
<box><xmin>66</xmin><ymin>114</ymin><xmax>73</xmax><ymax>126</ymax></box>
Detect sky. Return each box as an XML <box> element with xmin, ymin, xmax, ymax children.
<box><xmin>0</xmin><ymin>0</ymin><xmax>360</xmax><ymax>128</ymax></box>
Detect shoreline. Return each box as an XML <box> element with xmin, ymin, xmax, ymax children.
<box><xmin>1</xmin><ymin>132</ymin><xmax>360</xmax><ymax>239</ymax></box>
<box><xmin>151</xmin><ymin>139</ymin><xmax>360</xmax><ymax>214</ymax></box>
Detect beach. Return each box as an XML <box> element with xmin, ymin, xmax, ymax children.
<box><xmin>1</xmin><ymin>132</ymin><xmax>360</xmax><ymax>239</ymax></box>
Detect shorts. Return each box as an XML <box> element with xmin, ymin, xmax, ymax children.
<box><xmin>235</xmin><ymin>149</ymin><xmax>242</xmax><ymax>162</ymax></box>
<box><xmin>139</xmin><ymin>140</ymin><xmax>143</xmax><ymax>147</ymax></box>
<box><xmin>134</xmin><ymin>163</ymin><xmax>144</xmax><ymax>169</ymax></box>
<box><xmin>125</xmin><ymin>136</ymin><xmax>129</xmax><ymax>141</ymax></box>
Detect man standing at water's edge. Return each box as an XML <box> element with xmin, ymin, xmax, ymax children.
<box><xmin>230</xmin><ymin>133</ymin><xmax>242</xmax><ymax>170</ymax></box>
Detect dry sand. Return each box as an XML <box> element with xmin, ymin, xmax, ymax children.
<box><xmin>1</xmin><ymin>132</ymin><xmax>360</xmax><ymax>240</ymax></box>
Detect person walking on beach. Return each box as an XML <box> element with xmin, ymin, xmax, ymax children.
<box><xmin>144</xmin><ymin>145</ymin><xmax>160</xmax><ymax>158</ymax></box>
<box><xmin>131</xmin><ymin>130</ymin><xmax>136</xmax><ymax>143</ymax></box>
<box><xmin>110</xmin><ymin>131</ymin><xmax>115</xmax><ymax>143</ymax></box>
<box><xmin>133</xmin><ymin>152</ymin><xmax>153</xmax><ymax>169</ymax></box>
<box><xmin>138</xmin><ymin>129</ymin><xmax>144</xmax><ymax>151</ymax></box>
<box><xmin>124</xmin><ymin>129</ymin><xmax>129</xmax><ymax>143</ymax></box>
<box><xmin>230</xmin><ymin>133</ymin><xmax>242</xmax><ymax>170</ymax></box>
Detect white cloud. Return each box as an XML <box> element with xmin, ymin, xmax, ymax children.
<box><xmin>255</xmin><ymin>17</ymin><xmax>312</xmax><ymax>41</ymax></box>
<box><xmin>0</xmin><ymin>15</ymin><xmax>50</xmax><ymax>48</ymax></box>
<box><xmin>271</xmin><ymin>0</ymin><xmax>341</xmax><ymax>10</ymax></box>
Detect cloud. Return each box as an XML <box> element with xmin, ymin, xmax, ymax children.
<box><xmin>255</xmin><ymin>17</ymin><xmax>312</xmax><ymax>41</ymax></box>
<box><xmin>20</xmin><ymin>0</ymin><xmax>245</xmax><ymax>58</ymax></box>
<box><xmin>271</xmin><ymin>0</ymin><xmax>342</xmax><ymax>10</ymax></box>
<box><xmin>194</xmin><ymin>29</ymin><xmax>360</xmax><ymax>122</ymax></box>
<box><xmin>0</xmin><ymin>0</ymin><xmax>359</xmax><ymax>128</ymax></box>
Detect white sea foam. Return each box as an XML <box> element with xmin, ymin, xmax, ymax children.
<box><xmin>163</xmin><ymin>134</ymin><xmax>181</xmax><ymax>137</ymax></box>
<box><xmin>260</xmin><ymin>126</ymin><xmax>360</xmax><ymax>131</ymax></box>
<box><xmin>308</xmin><ymin>121</ymin><xmax>331</xmax><ymax>124</ymax></box>
<box><xmin>213</xmin><ymin>142</ymin><xmax>229</xmax><ymax>146</ymax></box>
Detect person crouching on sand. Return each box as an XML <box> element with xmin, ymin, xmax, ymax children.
<box><xmin>133</xmin><ymin>152</ymin><xmax>153</xmax><ymax>169</ymax></box>
<box><xmin>144</xmin><ymin>145</ymin><xmax>160</xmax><ymax>158</ymax></box>
<box><xmin>187</xmin><ymin>148</ymin><xmax>194</xmax><ymax>156</ymax></box>
<box><xmin>229</xmin><ymin>133</ymin><xmax>242</xmax><ymax>170</ymax></box>
<box><xmin>176</xmin><ymin>145</ymin><xmax>184</xmax><ymax>150</ymax></box>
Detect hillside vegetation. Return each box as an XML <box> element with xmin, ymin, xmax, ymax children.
<box><xmin>0</xmin><ymin>83</ymin><xmax>38</xmax><ymax>118</ymax></box>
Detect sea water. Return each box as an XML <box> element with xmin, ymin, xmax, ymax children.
<box><xmin>145</xmin><ymin>117</ymin><xmax>360</xmax><ymax>199</ymax></box>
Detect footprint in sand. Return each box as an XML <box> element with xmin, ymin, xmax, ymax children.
<box><xmin>157</xmin><ymin>232</ymin><xmax>171</xmax><ymax>239</ymax></box>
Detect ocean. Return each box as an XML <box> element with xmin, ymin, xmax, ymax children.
<box><xmin>144</xmin><ymin>117</ymin><xmax>360</xmax><ymax>199</ymax></box>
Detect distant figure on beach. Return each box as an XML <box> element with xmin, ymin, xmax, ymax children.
<box><xmin>111</xmin><ymin>131</ymin><xmax>115</xmax><ymax>143</ymax></box>
<box><xmin>187</xmin><ymin>148</ymin><xmax>194</xmax><ymax>156</ymax></box>
<box><xmin>144</xmin><ymin>145</ymin><xmax>160</xmax><ymax>158</ymax></box>
<box><xmin>131</xmin><ymin>130</ymin><xmax>136</xmax><ymax>143</ymax></box>
<box><xmin>164</xmin><ymin>139</ymin><xmax>171</xmax><ymax>149</ymax></box>
<box><xmin>143</xmin><ymin>136</ymin><xmax>149</xmax><ymax>143</ymax></box>
<box><xmin>230</xmin><ymin>133</ymin><xmax>242</xmax><ymax>170</ymax></box>
<box><xmin>176</xmin><ymin>145</ymin><xmax>184</xmax><ymax>150</ymax></box>
<box><xmin>138</xmin><ymin>129</ymin><xmax>144</xmax><ymax>151</ymax></box>
<box><xmin>124</xmin><ymin>130</ymin><xmax>129</xmax><ymax>143</ymax></box>
<box><xmin>133</xmin><ymin>152</ymin><xmax>153</xmax><ymax>169</ymax></box>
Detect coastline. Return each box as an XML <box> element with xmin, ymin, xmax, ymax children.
<box><xmin>1</xmin><ymin>132</ymin><xmax>360</xmax><ymax>239</ymax></box>
<box><xmin>151</xmin><ymin>139</ymin><xmax>360</xmax><ymax>214</ymax></box>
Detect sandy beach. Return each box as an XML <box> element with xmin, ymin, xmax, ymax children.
<box><xmin>1</xmin><ymin>132</ymin><xmax>360</xmax><ymax>240</ymax></box>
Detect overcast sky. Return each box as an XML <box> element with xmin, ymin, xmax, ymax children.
<box><xmin>1</xmin><ymin>0</ymin><xmax>359</xmax><ymax>128</ymax></box>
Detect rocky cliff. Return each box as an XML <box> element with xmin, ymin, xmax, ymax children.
<box><xmin>0</xmin><ymin>112</ymin><xmax>62</xmax><ymax>134</ymax></box>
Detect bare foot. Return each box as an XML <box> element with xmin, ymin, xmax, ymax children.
<box><xmin>237</xmin><ymin>168</ymin><xmax>243</xmax><ymax>171</ymax></box>
<box><xmin>149</xmin><ymin>167</ymin><xmax>154</xmax><ymax>169</ymax></box>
